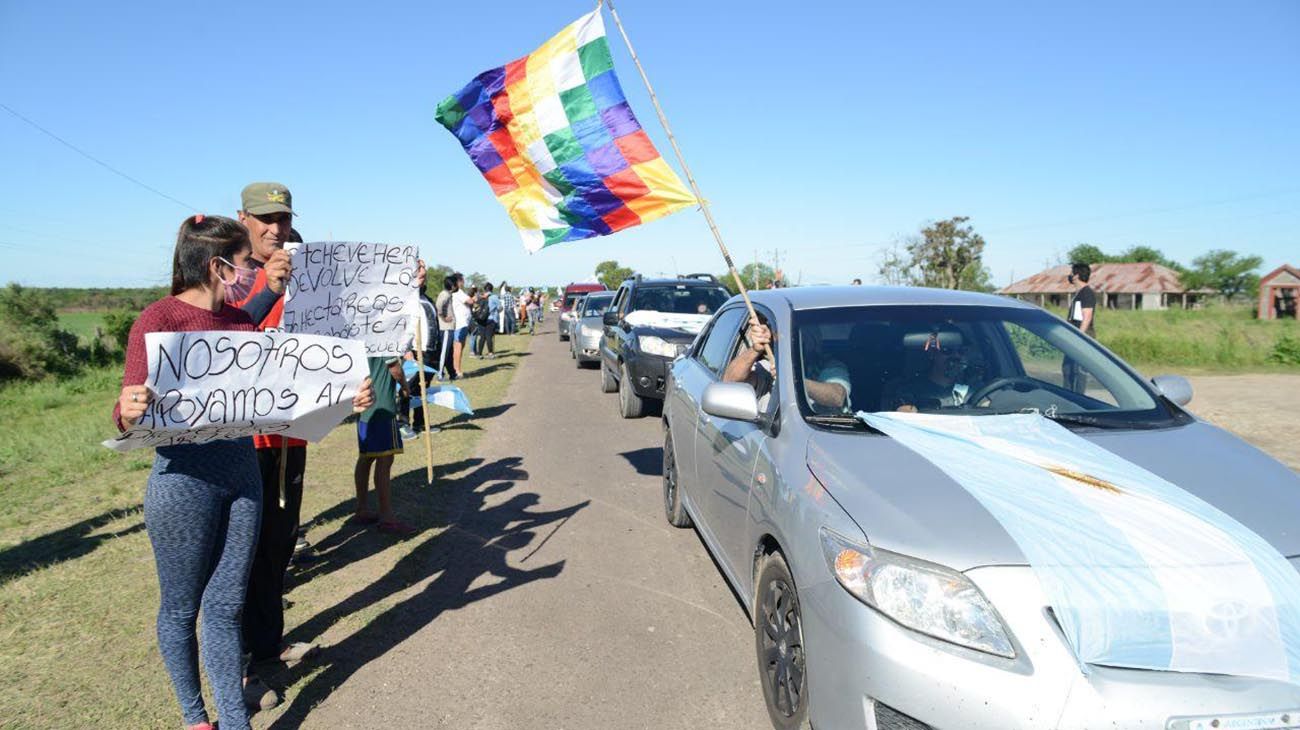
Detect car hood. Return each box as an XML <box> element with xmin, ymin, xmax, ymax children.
<box><xmin>806</xmin><ymin>420</ymin><xmax>1300</xmax><ymax>572</ymax></box>
<box><xmin>630</xmin><ymin>325</ymin><xmax>698</xmax><ymax>342</ymax></box>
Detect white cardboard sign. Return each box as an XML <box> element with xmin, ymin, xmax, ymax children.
<box><xmin>103</xmin><ymin>331</ymin><xmax>368</xmax><ymax>452</ymax></box>
<box><xmin>281</xmin><ymin>241</ymin><xmax>420</xmax><ymax>356</ymax></box>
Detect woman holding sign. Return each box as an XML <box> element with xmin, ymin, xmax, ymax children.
<box><xmin>114</xmin><ymin>215</ymin><xmax>374</xmax><ymax>730</ymax></box>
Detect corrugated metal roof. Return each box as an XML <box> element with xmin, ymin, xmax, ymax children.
<box><xmin>999</xmin><ymin>263</ymin><xmax>1200</xmax><ymax>295</ymax></box>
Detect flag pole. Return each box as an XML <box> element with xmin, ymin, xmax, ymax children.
<box><xmin>414</xmin><ymin>324</ymin><xmax>435</xmax><ymax>487</ymax></box>
<box><xmin>602</xmin><ymin>0</ymin><xmax>774</xmax><ymax>367</ymax></box>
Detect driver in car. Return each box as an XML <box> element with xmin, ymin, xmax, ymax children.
<box><xmin>884</xmin><ymin>330</ymin><xmax>973</xmax><ymax>412</ymax></box>
<box><xmin>723</xmin><ymin>317</ymin><xmax>851</xmax><ymax>413</ymax></box>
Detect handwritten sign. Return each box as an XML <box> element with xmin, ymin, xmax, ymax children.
<box><xmin>281</xmin><ymin>241</ymin><xmax>420</xmax><ymax>356</ymax></box>
<box><xmin>103</xmin><ymin>331</ymin><xmax>368</xmax><ymax>452</ymax></box>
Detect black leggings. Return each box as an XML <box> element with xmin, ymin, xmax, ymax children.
<box><xmin>473</xmin><ymin>321</ymin><xmax>496</xmax><ymax>355</ymax></box>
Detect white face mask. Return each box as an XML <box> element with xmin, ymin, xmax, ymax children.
<box><xmin>218</xmin><ymin>257</ymin><xmax>258</xmax><ymax>303</ymax></box>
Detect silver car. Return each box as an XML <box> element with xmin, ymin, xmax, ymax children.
<box><xmin>663</xmin><ymin>286</ymin><xmax>1300</xmax><ymax>730</ymax></box>
<box><xmin>570</xmin><ymin>291</ymin><xmax>615</xmax><ymax>367</ymax></box>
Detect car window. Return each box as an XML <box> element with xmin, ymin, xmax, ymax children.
<box><xmin>613</xmin><ymin>286</ymin><xmax>629</xmax><ymax>317</ymax></box>
<box><xmin>792</xmin><ymin>305</ymin><xmax>1169</xmax><ymax>427</ymax></box>
<box><xmin>581</xmin><ymin>294</ymin><xmax>614</xmax><ymax>317</ymax></box>
<box><xmin>696</xmin><ymin>307</ymin><xmax>748</xmax><ymax>375</ymax></box>
<box><xmin>630</xmin><ymin>285</ymin><xmax>730</xmax><ymax>315</ymax></box>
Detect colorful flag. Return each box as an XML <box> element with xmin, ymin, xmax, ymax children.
<box><xmin>435</xmin><ymin>10</ymin><xmax>696</xmax><ymax>253</ymax></box>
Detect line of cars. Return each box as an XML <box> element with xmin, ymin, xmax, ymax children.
<box><xmin>559</xmin><ymin>279</ymin><xmax>1300</xmax><ymax>729</ymax></box>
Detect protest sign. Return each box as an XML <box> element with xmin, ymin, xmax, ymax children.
<box><xmin>104</xmin><ymin>331</ymin><xmax>369</xmax><ymax>452</ymax></box>
<box><xmin>281</xmin><ymin>241</ymin><xmax>421</xmax><ymax>356</ymax></box>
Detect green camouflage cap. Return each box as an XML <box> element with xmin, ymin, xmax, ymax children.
<box><xmin>241</xmin><ymin>182</ymin><xmax>295</xmax><ymax>216</ymax></box>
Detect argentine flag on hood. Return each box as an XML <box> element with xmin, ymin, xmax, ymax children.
<box><xmin>859</xmin><ymin>411</ymin><xmax>1300</xmax><ymax>685</ymax></box>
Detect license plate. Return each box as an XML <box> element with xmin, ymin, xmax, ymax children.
<box><xmin>1167</xmin><ymin>710</ymin><xmax>1300</xmax><ymax>730</ymax></box>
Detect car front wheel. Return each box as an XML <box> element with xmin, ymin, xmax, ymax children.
<box><xmin>663</xmin><ymin>426</ymin><xmax>691</xmax><ymax>527</ymax></box>
<box><xmin>618</xmin><ymin>363</ymin><xmax>646</xmax><ymax>418</ymax></box>
<box><xmin>601</xmin><ymin>360</ymin><xmax>618</xmax><ymax>393</ymax></box>
<box><xmin>755</xmin><ymin>552</ymin><xmax>811</xmax><ymax>730</ymax></box>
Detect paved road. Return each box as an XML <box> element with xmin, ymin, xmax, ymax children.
<box><xmin>297</xmin><ymin>323</ymin><xmax>769</xmax><ymax>729</ymax></box>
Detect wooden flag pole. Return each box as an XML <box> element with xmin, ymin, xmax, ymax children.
<box><xmin>602</xmin><ymin>0</ymin><xmax>773</xmax><ymax>367</ymax></box>
<box><xmin>414</xmin><ymin>324</ymin><xmax>435</xmax><ymax>487</ymax></box>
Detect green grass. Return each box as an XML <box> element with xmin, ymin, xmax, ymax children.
<box><xmin>0</xmin><ymin>333</ymin><xmax>532</xmax><ymax>728</ymax></box>
<box><xmin>1045</xmin><ymin>304</ymin><xmax>1300</xmax><ymax>373</ymax></box>
<box><xmin>56</xmin><ymin>310</ymin><xmax>106</xmax><ymax>341</ymax></box>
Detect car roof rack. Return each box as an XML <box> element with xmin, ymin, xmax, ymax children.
<box><xmin>677</xmin><ymin>273</ymin><xmax>718</xmax><ymax>282</ymax></box>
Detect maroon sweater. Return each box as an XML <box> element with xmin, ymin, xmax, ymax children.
<box><xmin>113</xmin><ymin>296</ymin><xmax>256</xmax><ymax>431</ymax></box>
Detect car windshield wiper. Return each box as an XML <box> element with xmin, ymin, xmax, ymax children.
<box><xmin>1038</xmin><ymin>412</ymin><xmax>1169</xmax><ymax>430</ymax></box>
<box><xmin>805</xmin><ymin>414</ymin><xmax>882</xmax><ymax>432</ymax></box>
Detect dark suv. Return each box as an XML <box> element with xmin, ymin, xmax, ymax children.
<box><xmin>599</xmin><ymin>274</ymin><xmax>732</xmax><ymax>418</ymax></box>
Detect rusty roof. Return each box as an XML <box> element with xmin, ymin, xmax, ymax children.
<box><xmin>1000</xmin><ymin>262</ymin><xmax>1203</xmax><ymax>295</ymax></box>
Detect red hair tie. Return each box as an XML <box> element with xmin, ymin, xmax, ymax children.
<box><xmin>194</xmin><ymin>214</ymin><xmax>205</xmax><ymax>224</ymax></box>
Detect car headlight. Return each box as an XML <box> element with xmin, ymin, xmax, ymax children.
<box><xmin>820</xmin><ymin>528</ymin><xmax>1015</xmax><ymax>658</ymax></box>
<box><xmin>637</xmin><ymin>335</ymin><xmax>679</xmax><ymax>358</ymax></box>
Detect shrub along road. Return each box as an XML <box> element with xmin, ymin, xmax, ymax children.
<box><xmin>276</xmin><ymin>322</ymin><xmax>768</xmax><ymax>729</ymax></box>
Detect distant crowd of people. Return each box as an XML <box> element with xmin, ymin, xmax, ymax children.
<box><xmin>111</xmin><ymin>181</ymin><xmax>559</xmax><ymax>730</ymax></box>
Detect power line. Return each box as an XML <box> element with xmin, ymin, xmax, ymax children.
<box><xmin>0</xmin><ymin>102</ymin><xmax>197</xmax><ymax>212</ymax></box>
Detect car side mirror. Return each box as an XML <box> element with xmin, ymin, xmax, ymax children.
<box><xmin>1151</xmin><ymin>374</ymin><xmax>1193</xmax><ymax>407</ymax></box>
<box><xmin>702</xmin><ymin>381</ymin><xmax>760</xmax><ymax>422</ymax></box>
<box><xmin>602</xmin><ymin>311</ymin><xmax>619</xmax><ymax>327</ymax></box>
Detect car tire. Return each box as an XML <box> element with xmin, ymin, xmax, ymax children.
<box><xmin>600</xmin><ymin>361</ymin><xmax>618</xmax><ymax>393</ymax></box>
<box><xmin>618</xmin><ymin>363</ymin><xmax>646</xmax><ymax>418</ymax></box>
<box><xmin>663</xmin><ymin>427</ymin><xmax>692</xmax><ymax>528</ymax></box>
<box><xmin>755</xmin><ymin>552</ymin><xmax>811</xmax><ymax>730</ymax></box>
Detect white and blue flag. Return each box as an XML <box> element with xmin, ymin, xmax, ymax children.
<box><xmin>859</xmin><ymin>411</ymin><xmax>1300</xmax><ymax>685</ymax></box>
<box><xmin>411</xmin><ymin>385</ymin><xmax>473</xmax><ymax>416</ymax></box>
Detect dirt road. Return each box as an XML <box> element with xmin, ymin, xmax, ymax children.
<box><xmin>286</xmin><ymin>324</ymin><xmax>769</xmax><ymax>729</ymax></box>
<box><xmin>1186</xmin><ymin>374</ymin><xmax>1300</xmax><ymax>471</ymax></box>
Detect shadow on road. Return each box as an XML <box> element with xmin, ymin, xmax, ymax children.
<box><xmin>264</xmin><ymin>455</ymin><xmax>589</xmax><ymax>729</ymax></box>
<box><xmin>618</xmin><ymin>447</ymin><xmax>663</xmax><ymax>477</ymax></box>
<box><xmin>0</xmin><ymin>505</ymin><xmax>145</xmax><ymax>585</ymax></box>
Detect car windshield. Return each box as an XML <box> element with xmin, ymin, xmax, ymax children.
<box><xmin>563</xmin><ymin>292</ymin><xmax>591</xmax><ymax>309</ymax></box>
<box><xmin>631</xmin><ymin>285</ymin><xmax>730</xmax><ymax>315</ymax></box>
<box><xmin>581</xmin><ymin>294</ymin><xmax>614</xmax><ymax>317</ymax></box>
<box><xmin>791</xmin><ymin>305</ymin><xmax>1181</xmax><ymax>427</ymax></box>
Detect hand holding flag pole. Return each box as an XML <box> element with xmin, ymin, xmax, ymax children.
<box><xmin>601</xmin><ymin>0</ymin><xmax>774</xmax><ymax>369</ymax></box>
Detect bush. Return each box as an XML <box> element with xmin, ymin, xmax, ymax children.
<box><xmin>0</xmin><ymin>284</ymin><xmax>85</xmax><ymax>381</ymax></box>
<box><xmin>1269</xmin><ymin>334</ymin><xmax>1300</xmax><ymax>366</ymax></box>
<box><xmin>101</xmin><ymin>309</ymin><xmax>137</xmax><ymax>351</ymax></box>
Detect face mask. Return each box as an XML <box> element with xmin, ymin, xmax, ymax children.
<box><xmin>218</xmin><ymin>257</ymin><xmax>258</xmax><ymax>303</ymax></box>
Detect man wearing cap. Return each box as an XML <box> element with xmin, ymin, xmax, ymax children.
<box><xmin>227</xmin><ymin>182</ymin><xmax>313</xmax><ymax>712</ymax></box>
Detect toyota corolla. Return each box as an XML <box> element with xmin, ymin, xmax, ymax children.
<box><xmin>663</xmin><ymin>286</ymin><xmax>1300</xmax><ymax>730</ymax></box>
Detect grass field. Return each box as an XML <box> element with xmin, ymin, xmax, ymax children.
<box><xmin>0</xmin><ymin>333</ymin><xmax>532</xmax><ymax>728</ymax></box>
<box><xmin>56</xmin><ymin>310</ymin><xmax>106</xmax><ymax>341</ymax></box>
<box><xmin>1045</xmin><ymin>304</ymin><xmax>1300</xmax><ymax>373</ymax></box>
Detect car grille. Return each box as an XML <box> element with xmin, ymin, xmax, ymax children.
<box><xmin>874</xmin><ymin>702</ymin><xmax>933</xmax><ymax>730</ymax></box>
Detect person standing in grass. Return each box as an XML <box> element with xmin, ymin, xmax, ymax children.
<box><xmin>435</xmin><ymin>275</ymin><xmax>456</xmax><ymax>379</ymax></box>
<box><xmin>229</xmin><ymin>183</ymin><xmax>317</xmax><ymax>711</ymax></box>
<box><xmin>353</xmin><ymin>354</ymin><xmax>416</xmax><ymax>535</ymax></box>
<box><xmin>1064</xmin><ymin>262</ymin><xmax>1097</xmax><ymax>392</ymax></box>
<box><xmin>114</xmin><ymin>214</ymin><xmax>374</xmax><ymax>730</ymax></box>
<box><xmin>498</xmin><ymin>282</ymin><xmax>516</xmax><ymax>335</ymax></box>
<box><xmin>451</xmin><ymin>273</ymin><xmax>472</xmax><ymax>377</ymax></box>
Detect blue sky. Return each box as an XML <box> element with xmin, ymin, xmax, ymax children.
<box><xmin>1</xmin><ymin>0</ymin><xmax>1297</xmax><ymax>288</ymax></box>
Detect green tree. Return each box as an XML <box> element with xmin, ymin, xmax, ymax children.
<box><xmin>423</xmin><ymin>263</ymin><xmax>455</xmax><ymax>293</ymax></box>
<box><xmin>594</xmin><ymin>260</ymin><xmax>635</xmax><ymax>290</ymax></box>
<box><xmin>717</xmin><ymin>262</ymin><xmax>774</xmax><ymax>295</ymax></box>
<box><xmin>1182</xmin><ymin>249</ymin><xmax>1263</xmax><ymax>301</ymax></box>
<box><xmin>910</xmin><ymin>217</ymin><xmax>989</xmax><ymax>290</ymax></box>
<box><xmin>1066</xmin><ymin>243</ymin><xmax>1108</xmax><ymax>265</ymax></box>
<box><xmin>467</xmin><ymin>272</ymin><xmax>488</xmax><ymax>288</ymax></box>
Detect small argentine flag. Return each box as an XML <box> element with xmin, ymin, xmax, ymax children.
<box><xmin>411</xmin><ymin>386</ymin><xmax>473</xmax><ymax>416</ymax></box>
<box><xmin>401</xmin><ymin>361</ymin><xmax>439</xmax><ymax>380</ymax></box>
